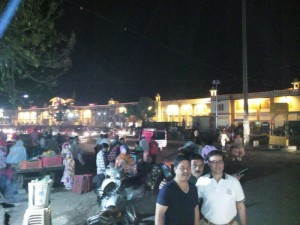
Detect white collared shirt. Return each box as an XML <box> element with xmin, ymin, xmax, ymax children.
<box><xmin>196</xmin><ymin>173</ymin><xmax>245</xmax><ymax>224</ymax></box>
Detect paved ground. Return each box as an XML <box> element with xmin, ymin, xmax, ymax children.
<box><xmin>2</xmin><ymin>138</ymin><xmax>300</xmax><ymax>225</ymax></box>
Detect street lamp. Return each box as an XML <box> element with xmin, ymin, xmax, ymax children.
<box><xmin>22</xmin><ymin>94</ymin><xmax>34</xmax><ymax>108</ymax></box>
<box><xmin>210</xmin><ymin>80</ymin><xmax>221</xmax><ymax>130</ymax></box>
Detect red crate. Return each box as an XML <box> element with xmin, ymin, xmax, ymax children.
<box><xmin>72</xmin><ymin>175</ymin><xmax>86</xmax><ymax>194</ymax></box>
<box><xmin>83</xmin><ymin>174</ymin><xmax>93</xmax><ymax>193</ymax></box>
<box><xmin>42</xmin><ymin>155</ymin><xmax>63</xmax><ymax>167</ymax></box>
<box><xmin>72</xmin><ymin>174</ymin><xmax>93</xmax><ymax>194</ymax></box>
<box><xmin>20</xmin><ymin>160</ymin><xmax>43</xmax><ymax>170</ymax></box>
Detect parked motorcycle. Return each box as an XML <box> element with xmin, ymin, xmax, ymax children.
<box><xmin>87</xmin><ymin>162</ymin><xmax>173</xmax><ymax>225</ymax></box>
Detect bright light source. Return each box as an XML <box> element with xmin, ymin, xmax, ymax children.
<box><xmin>68</xmin><ymin>112</ymin><xmax>74</xmax><ymax>118</ymax></box>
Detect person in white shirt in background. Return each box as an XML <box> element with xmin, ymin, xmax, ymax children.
<box><xmin>219</xmin><ymin>128</ymin><xmax>230</xmax><ymax>152</ymax></box>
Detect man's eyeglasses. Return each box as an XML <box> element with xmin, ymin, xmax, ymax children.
<box><xmin>209</xmin><ymin>160</ymin><xmax>224</xmax><ymax>164</ymax></box>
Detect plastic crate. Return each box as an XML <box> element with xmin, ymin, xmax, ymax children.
<box><xmin>83</xmin><ymin>174</ymin><xmax>93</xmax><ymax>193</ymax></box>
<box><xmin>20</xmin><ymin>160</ymin><xmax>43</xmax><ymax>170</ymax></box>
<box><xmin>72</xmin><ymin>174</ymin><xmax>93</xmax><ymax>194</ymax></box>
<box><xmin>42</xmin><ymin>155</ymin><xmax>63</xmax><ymax>167</ymax></box>
<box><xmin>72</xmin><ymin>175</ymin><xmax>86</xmax><ymax>194</ymax></box>
<box><xmin>23</xmin><ymin>206</ymin><xmax>52</xmax><ymax>225</ymax></box>
<box><xmin>28</xmin><ymin>180</ymin><xmax>53</xmax><ymax>209</ymax></box>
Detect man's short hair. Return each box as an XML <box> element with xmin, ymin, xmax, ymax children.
<box><xmin>102</xmin><ymin>143</ymin><xmax>109</xmax><ymax>149</ymax></box>
<box><xmin>173</xmin><ymin>155</ymin><xmax>190</xmax><ymax>168</ymax></box>
<box><xmin>189</xmin><ymin>153</ymin><xmax>204</xmax><ymax>162</ymax></box>
<box><xmin>206</xmin><ymin>150</ymin><xmax>224</xmax><ymax>162</ymax></box>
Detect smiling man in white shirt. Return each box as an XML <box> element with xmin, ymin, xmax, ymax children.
<box><xmin>196</xmin><ymin>150</ymin><xmax>247</xmax><ymax>225</ymax></box>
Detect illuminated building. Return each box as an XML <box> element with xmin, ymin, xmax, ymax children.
<box><xmin>1</xmin><ymin>80</ymin><xmax>299</xmax><ymax>130</ymax></box>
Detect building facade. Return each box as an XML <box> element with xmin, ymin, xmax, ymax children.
<box><xmin>2</xmin><ymin>80</ymin><xmax>299</xmax><ymax>130</ymax></box>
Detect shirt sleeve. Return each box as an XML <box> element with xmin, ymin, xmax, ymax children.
<box><xmin>233</xmin><ymin>177</ymin><xmax>245</xmax><ymax>202</ymax></box>
<box><xmin>157</xmin><ymin>184</ymin><xmax>171</xmax><ymax>206</ymax></box>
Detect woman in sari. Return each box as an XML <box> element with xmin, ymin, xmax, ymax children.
<box><xmin>115</xmin><ymin>145</ymin><xmax>137</xmax><ymax>176</ymax></box>
<box><xmin>61</xmin><ymin>143</ymin><xmax>75</xmax><ymax>190</ymax></box>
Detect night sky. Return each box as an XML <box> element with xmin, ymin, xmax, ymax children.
<box><xmin>48</xmin><ymin>0</ymin><xmax>300</xmax><ymax>106</ymax></box>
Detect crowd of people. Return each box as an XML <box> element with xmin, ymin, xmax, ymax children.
<box><xmin>91</xmin><ymin>127</ymin><xmax>247</xmax><ymax>225</ymax></box>
<box><xmin>1</xmin><ymin>125</ymin><xmax>247</xmax><ymax>224</ymax></box>
<box><xmin>94</xmin><ymin>133</ymin><xmax>160</xmax><ymax>189</ymax></box>
<box><xmin>185</xmin><ymin>127</ymin><xmax>246</xmax><ymax>162</ymax></box>
<box><xmin>0</xmin><ymin>128</ymin><xmax>86</xmax><ymax>194</ymax></box>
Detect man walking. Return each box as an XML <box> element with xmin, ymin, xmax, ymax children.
<box><xmin>196</xmin><ymin>150</ymin><xmax>247</xmax><ymax>225</ymax></box>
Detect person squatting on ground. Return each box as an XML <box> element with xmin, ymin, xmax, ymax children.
<box><xmin>196</xmin><ymin>150</ymin><xmax>247</xmax><ymax>225</ymax></box>
<box><xmin>155</xmin><ymin>155</ymin><xmax>199</xmax><ymax>225</ymax></box>
<box><xmin>231</xmin><ymin>134</ymin><xmax>245</xmax><ymax>161</ymax></box>
<box><xmin>96</xmin><ymin>143</ymin><xmax>109</xmax><ymax>188</ymax></box>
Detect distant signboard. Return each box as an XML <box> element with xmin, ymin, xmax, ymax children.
<box><xmin>270</xmin><ymin>103</ymin><xmax>288</xmax><ymax>113</ymax></box>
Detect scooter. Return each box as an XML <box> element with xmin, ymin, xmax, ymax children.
<box><xmin>87</xmin><ymin>164</ymin><xmax>148</xmax><ymax>225</ymax></box>
<box><xmin>87</xmin><ymin>162</ymin><xmax>173</xmax><ymax>225</ymax></box>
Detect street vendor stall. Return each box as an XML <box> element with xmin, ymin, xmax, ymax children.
<box><xmin>16</xmin><ymin>165</ymin><xmax>64</xmax><ymax>189</ymax></box>
<box><xmin>16</xmin><ymin>152</ymin><xmax>64</xmax><ymax>189</ymax></box>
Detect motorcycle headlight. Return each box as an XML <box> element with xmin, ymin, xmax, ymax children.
<box><xmin>102</xmin><ymin>182</ymin><xmax>118</xmax><ymax>196</ymax></box>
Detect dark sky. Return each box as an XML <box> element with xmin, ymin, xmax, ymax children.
<box><xmin>50</xmin><ymin>0</ymin><xmax>300</xmax><ymax>106</ymax></box>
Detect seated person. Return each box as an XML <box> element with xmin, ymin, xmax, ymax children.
<box><xmin>133</xmin><ymin>141</ymin><xmax>143</xmax><ymax>152</ymax></box>
<box><xmin>130</xmin><ymin>141</ymin><xmax>143</xmax><ymax>164</ymax></box>
<box><xmin>115</xmin><ymin>145</ymin><xmax>137</xmax><ymax>177</ymax></box>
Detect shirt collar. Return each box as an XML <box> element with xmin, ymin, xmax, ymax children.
<box><xmin>209</xmin><ymin>173</ymin><xmax>226</xmax><ymax>179</ymax></box>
